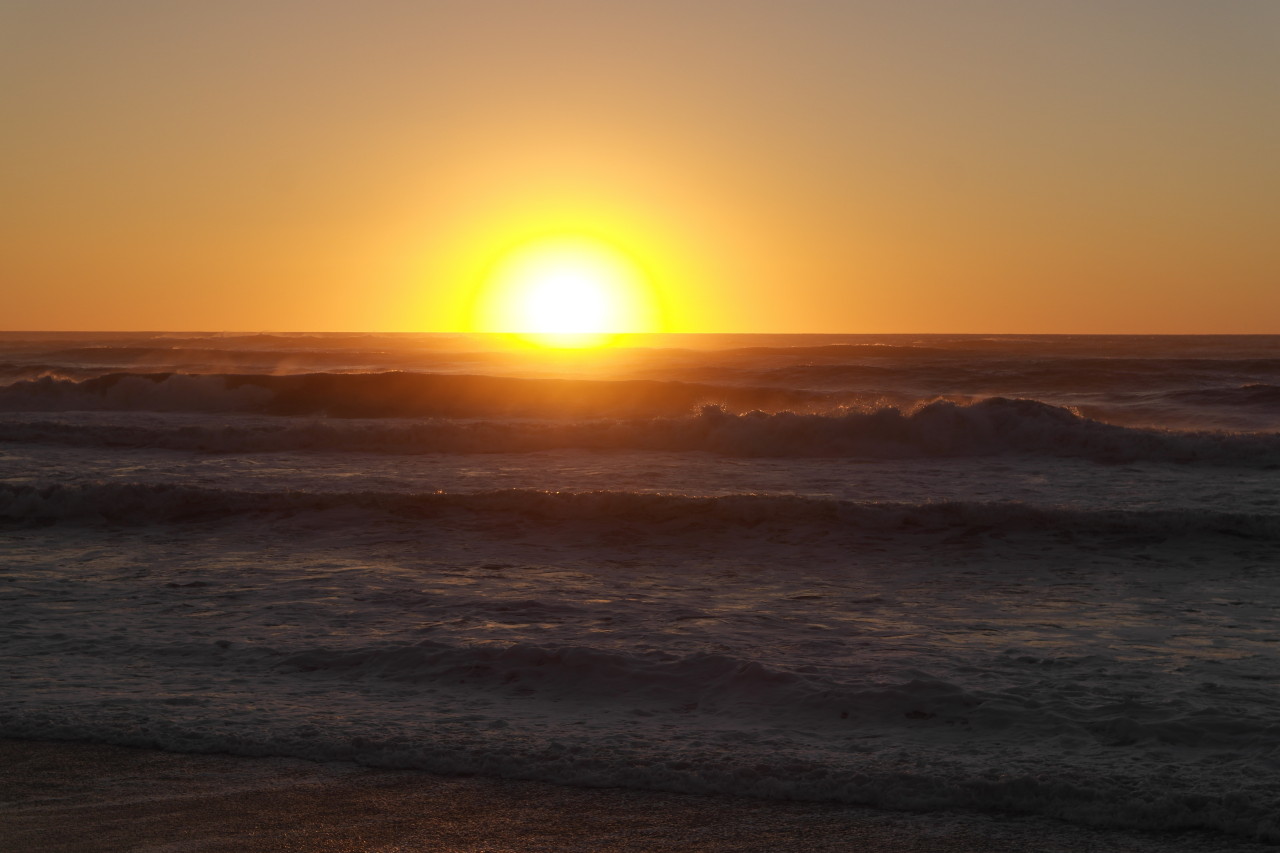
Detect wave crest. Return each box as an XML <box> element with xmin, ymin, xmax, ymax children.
<box><xmin>3</xmin><ymin>395</ymin><xmax>1278</xmax><ymax>465</ymax></box>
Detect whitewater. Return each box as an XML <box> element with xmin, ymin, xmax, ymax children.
<box><xmin>2</xmin><ymin>332</ymin><xmax>1278</xmax><ymax>847</ymax></box>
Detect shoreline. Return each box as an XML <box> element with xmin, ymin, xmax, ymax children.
<box><xmin>1</xmin><ymin>738</ymin><xmax>1266</xmax><ymax>852</ymax></box>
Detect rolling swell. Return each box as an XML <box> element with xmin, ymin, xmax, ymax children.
<box><xmin>0</xmin><ymin>371</ymin><xmax>829</xmax><ymax>417</ymax></box>
<box><xmin>4</xmin><ymin>482</ymin><xmax>1278</xmax><ymax>540</ymax></box>
<box><xmin>3</xmin><ymin>397</ymin><xmax>1278</xmax><ymax>465</ymax></box>
<box><xmin>748</xmin><ymin>358</ymin><xmax>1280</xmax><ymax>394</ymax></box>
<box><xmin>1164</xmin><ymin>384</ymin><xmax>1280</xmax><ymax>409</ymax></box>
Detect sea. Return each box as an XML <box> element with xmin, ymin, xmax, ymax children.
<box><xmin>2</xmin><ymin>332</ymin><xmax>1278</xmax><ymax>846</ymax></box>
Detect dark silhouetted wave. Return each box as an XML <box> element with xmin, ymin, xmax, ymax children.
<box><xmin>3</xmin><ymin>395</ymin><xmax>1278</xmax><ymax>465</ymax></box>
<box><xmin>0</xmin><ymin>371</ymin><xmax>830</xmax><ymax>418</ymax></box>
<box><xmin>737</xmin><ymin>358</ymin><xmax>1280</xmax><ymax>394</ymax></box>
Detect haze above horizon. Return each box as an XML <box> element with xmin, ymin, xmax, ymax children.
<box><xmin>3</xmin><ymin>1</ymin><xmax>1277</xmax><ymax>333</ymax></box>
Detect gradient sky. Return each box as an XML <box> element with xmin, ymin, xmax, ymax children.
<box><xmin>3</xmin><ymin>0</ymin><xmax>1277</xmax><ymax>332</ymax></box>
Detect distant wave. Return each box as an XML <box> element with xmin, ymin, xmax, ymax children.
<box><xmin>4</xmin><ymin>482</ymin><xmax>1278</xmax><ymax>540</ymax></box>
<box><xmin>736</xmin><ymin>358</ymin><xmax>1280</xmax><ymax>395</ymax></box>
<box><xmin>0</xmin><ymin>371</ymin><xmax>832</xmax><ymax>418</ymax></box>
<box><xmin>0</xmin><ymin>363</ymin><xmax>102</xmax><ymax>383</ymax></box>
<box><xmin>3</xmin><ymin>395</ymin><xmax>1278</xmax><ymax>465</ymax></box>
<box><xmin>11</xmin><ymin>346</ymin><xmax>520</xmax><ymax>375</ymax></box>
<box><xmin>1163</xmin><ymin>384</ymin><xmax>1280</xmax><ymax>409</ymax></box>
<box><xmin>9</xmin><ymin>367</ymin><xmax>1280</xmax><ymax>422</ymax></box>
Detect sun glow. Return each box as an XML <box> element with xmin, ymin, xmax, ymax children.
<box><xmin>471</xmin><ymin>234</ymin><xmax>661</xmax><ymax>347</ymax></box>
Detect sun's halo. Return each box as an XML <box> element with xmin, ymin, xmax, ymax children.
<box><xmin>471</xmin><ymin>234</ymin><xmax>660</xmax><ymax>348</ymax></box>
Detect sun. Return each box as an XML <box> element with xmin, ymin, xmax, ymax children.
<box><xmin>472</xmin><ymin>234</ymin><xmax>661</xmax><ymax>347</ymax></box>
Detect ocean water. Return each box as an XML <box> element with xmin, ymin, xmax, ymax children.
<box><xmin>2</xmin><ymin>332</ymin><xmax>1279</xmax><ymax>844</ymax></box>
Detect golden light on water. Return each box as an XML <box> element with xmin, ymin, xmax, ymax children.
<box><xmin>470</xmin><ymin>234</ymin><xmax>663</xmax><ymax>347</ymax></box>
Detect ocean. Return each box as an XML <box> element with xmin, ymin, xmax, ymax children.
<box><xmin>2</xmin><ymin>332</ymin><xmax>1278</xmax><ymax>846</ymax></box>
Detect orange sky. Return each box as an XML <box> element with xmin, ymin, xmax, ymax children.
<box><xmin>2</xmin><ymin>1</ymin><xmax>1277</xmax><ymax>333</ymax></box>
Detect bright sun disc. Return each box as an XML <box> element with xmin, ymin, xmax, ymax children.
<box><xmin>473</xmin><ymin>235</ymin><xmax>659</xmax><ymax>347</ymax></box>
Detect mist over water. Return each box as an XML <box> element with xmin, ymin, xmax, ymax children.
<box><xmin>5</xmin><ymin>331</ymin><xmax>1280</xmax><ymax>430</ymax></box>
<box><xmin>3</xmin><ymin>332</ymin><xmax>1279</xmax><ymax>846</ymax></box>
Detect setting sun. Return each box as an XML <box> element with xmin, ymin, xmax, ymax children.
<box><xmin>8</xmin><ymin>4</ymin><xmax>1280</xmax><ymax>849</ymax></box>
<box><xmin>471</xmin><ymin>234</ymin><xmax>662</xmax><ymax>346</ymax></box>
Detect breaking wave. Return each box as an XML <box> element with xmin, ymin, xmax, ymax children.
<box><xmin>2</xmin><ymin>394</ymin><xmax>1278</xmax><ymax>465</ymax></box>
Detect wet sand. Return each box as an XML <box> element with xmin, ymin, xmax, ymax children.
<box><xmin>0</xmin><ymin>739</ymin><xmax>1263</xmax><ymax>853</ymax></box>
